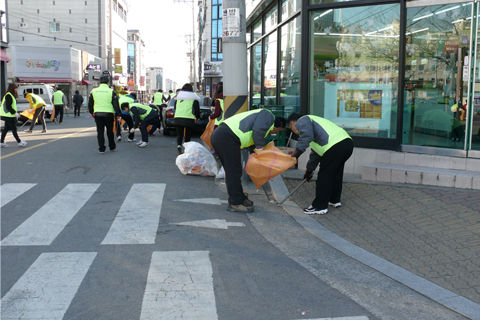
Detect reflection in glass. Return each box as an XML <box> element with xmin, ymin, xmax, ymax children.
<box><xmin>473</xmin><ymin>14</ymin><xmax>480</xmax><ymax>151</ymax></box>
<box><xmin>403</xmin><ymin>3</ymin><xmax>473</xmax><ymax>149</ymax></box>
<box><xmin>310</xmin><ymin>4</ymin><xmax>400</xmax><ymax>138</ymax></box>
<box><xmin>264</xmin><ymin>32</ymin><xmax>278</xmax><ymax>106</ymax></box>
<box><xmin>265</xmin><ymin>6</ymin><xmax>278</xmax><ymax>34</ymax></box>
<box><xmin>252</xmin><ymin>43</ymin><xmax>262</xmax><ymax>106</ymax></box>
<box><xmin>281</xmin><ymin>0</ymin><xmax>300</xmax><ymax>21</ymax></box>
<box><xmin>311</xmin><ymin>0</ymin><xmax>353</xmax><ymax>3</ymax></box>
<box><xmin>253</xmin><ymin>20</ymin><xmax>262</xmax><ymax>42</ymax></box>
<box><xmin>280</xmin><ymin>16</ymin><xmax>301</xmax><ymax>117</ymax></box>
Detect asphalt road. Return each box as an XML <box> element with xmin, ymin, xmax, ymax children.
<box><xmin>0</xmin><ymin>114</ymin><xmax>466</xmax><ymax>320</ymax></box>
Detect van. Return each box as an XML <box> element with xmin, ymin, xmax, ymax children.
<box><xmin>16</xmin><ymin>84</ymin><xmax>55</xmax><ymax>119</ymax></box>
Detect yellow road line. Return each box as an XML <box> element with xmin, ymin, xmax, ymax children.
<box><xmin>1</xmin><ymin>127</ymin><xmax>95</xmax><ymax>160</ymax></box>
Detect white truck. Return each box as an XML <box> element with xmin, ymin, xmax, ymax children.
<box><xmin>16</xmin><ymin>84</ymin><xmax>55</xmax><ymax>121</ymax></box>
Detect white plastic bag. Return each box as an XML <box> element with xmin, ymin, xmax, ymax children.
<box><xmin>215</xmin><ymin>166</ymin><xmax>225</xmax><ymax>179</ymax></box>
<box><xmin>176</xmin><ymin>141</ymin><xmax>218</xmax><ymax>176</ymax></box>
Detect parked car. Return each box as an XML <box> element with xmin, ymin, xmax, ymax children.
<box><xmin>162</xmin><ymin>95</ymin><xmax>212</xmax><ymax>136</ymax></box>
<box><xmin>16</xmin><ymin>84</ymin><xmax>55</xmax><ymax>124</ymax></box>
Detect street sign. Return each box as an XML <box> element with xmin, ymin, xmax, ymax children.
<box><xmin>222</xmin><ymin>8</ymin><xmax>240</xmax><ymax>38</ymax></box>
<box><xmin>86</xmin><ymin>64</ymin><xmax>101</xmax><ymax>71</ymax></box>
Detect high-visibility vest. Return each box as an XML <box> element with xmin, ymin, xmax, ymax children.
<box><xmin>131</xmin><ymin>103</ymin><xmax>153</xmax><ymax>120</ymax></box>
<box><xmin>214</xmin><ymin>98</ymin><xmax>224</xmax><ymax>126</ymax></box>
<box><xmin>0</xmin><ymin>92</ymin><xmax>17</xmax><ymax>118</ymax></box>
<box><xmin>91</xmin><ymin>84</ymin><xmax>115</xmax><ymax>113</ymax></box>
<box><xmin>170</xmin><ymin>93</ymin><xmax>175</xmax><ymax>99</ymax></box>
<box><xmin>306</xmin><ymin>115</ymin><xmax>351</xmax><ymax>156</ymax></box>
<box><xmin>174</xmin><ymin>99</ymin><xmax>195</xmax><ymax>120</ymax></box>
<box><xmin>224</xmin><ymin>109</ymin><xmax>274</xmax><ymax>149</ymax></box>
<box><xmin>450</xmin><ymin>103</ymin><xmax>458</xmax><ymax>112</ymax></box>
<box><xmin>119</xmin><ymin>94</ymin><xmax>134</xmax><ymax>107</ymax></box>
<box><xmin>153</xmin><ymin>92</ymin><xmax>163</xmax><ymax>105</ymax></box>
<box><xmin>28</xmin><ymin>93</ymin><xmax>46</xmax><ymax>109</ymax></box>
<box><xmin>53</xmin><ymin>90</ymin><xmax>65</xmax><ymax>105</ymax></box>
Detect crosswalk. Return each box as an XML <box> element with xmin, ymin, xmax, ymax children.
<box><xmin>1</xmin><ymin>183</ymin><xmax>369</xmax><ymax>320</ymax></box>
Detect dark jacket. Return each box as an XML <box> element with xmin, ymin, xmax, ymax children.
<box><xmin>73</xmin><ymin>94</ymin><xmax>84</xmax><ymax>107</ymax></box>
<box><xmin>87</xmin><ymin>89</ymin><xmax>120</xmax><ymax>117</ymax></box>
<box><xmin>130</xmin><ymin>105</ymin><xmax>156</xmax><ymax>127</ymax></box>
<box><xmin>209</xmin><ymin>93</ymin><xmax>223</xmax><ymax>120</ymax></box>
<box><xmin>2</xmin><ymin>94</ymin><xmax>16</xmax><ymax>114</ymax></box>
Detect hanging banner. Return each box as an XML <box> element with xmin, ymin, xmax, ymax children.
<box><xmin>223</xmin><ymin>8</ymin><xmax>240</xmax><ymax>38</ymax></box>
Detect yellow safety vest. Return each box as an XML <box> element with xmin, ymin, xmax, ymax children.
<box><xmin>214</xmin><ymin>98</ymin><xmax>224</xmax><ymax>126</ymax></box>
<box><xmin>174</xmin><ymin>99</ymin><xmax>195</xmax><ymax>120</ymax></box>
<box><xmin>91</xmin><ymin>84</ymin><xmax>115</xmax><ymax>113</ymax></box>
<box><xmin>28</xmin><ymin>93</ymin><xmax>46</xmax><ymax>110</ymax></box>
<box><xmin>153</xmin><ymin>92</ymin><xmax>163</xmax><ymax>105</ymax></box>
<box><xmin>307</xmin><ymin>115</ymin><xmax>351</xmax><ymax>156</ymax></box>
<box><xmin>53</xmin><ymin>90</ymin><xmax>65</xmax><ymax>105</ymax></box>
<box><xmin>224</xmin><ymin>109</ymin><xmax>274</xmax><ymax>149</ymax></box>
<box><xmin>0</xmin><ymin>92</ymin><xmax>17</xmax><ymax>118</ymax></box>
<box><xmin>131</xmin><ymin>103</ymin><xmax>153</xmax><ymax>120</ymax></box>
<box><xmin>119</xmin><ymin>94</ymin><xmax>134</xmax><ymax>107</ymax></box>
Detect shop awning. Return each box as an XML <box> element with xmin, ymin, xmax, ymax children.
<box><xmin>81</xmin><ymin>79</ymin><xmax>92</xmax><ymax>85</ymax></box>
<box><xmin>16</xmin><ymin>77</ymin><xmax>75</xmax><ymax>83</ymax></box>
<box><xmin>0</xmin><ymin>48</ymin><xmax>9</xmax><ymax>62</ymax></box>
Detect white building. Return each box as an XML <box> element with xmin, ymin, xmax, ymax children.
<box><xmin>146</xmin><ymin>67</ymin><xmax>163</xmax><ymax>94</ymax></box>
<box><xmin>127</xmin><ymin>29</ymin><xmax>145</xmax><ymax>96</ymax></box>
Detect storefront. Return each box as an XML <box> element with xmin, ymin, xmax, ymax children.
<box><xmin>247</xmin><ymin>0</ymin><xmax>480</xmax><ymax>159</ymax></box>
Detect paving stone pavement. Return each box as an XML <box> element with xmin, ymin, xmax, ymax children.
<box><xmin>284</xmin><ymin>178</ymin><xmax>480</xmax><ymax>304</ymax></box>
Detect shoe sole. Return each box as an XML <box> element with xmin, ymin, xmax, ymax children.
<box><xmin>304</xmin><ymin>210</ymin><xmax>328</xmax><ymax>215</ymax></box>
<box><xmin>227</xmin><ymin>206</ymin><xmax>254</xmax><ymax>213</ymax></box>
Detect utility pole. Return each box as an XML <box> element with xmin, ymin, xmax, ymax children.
<box><xmin>222</xmin><ymin>0</ymin><xmax>248</xmax><ymax>118</ymax></box>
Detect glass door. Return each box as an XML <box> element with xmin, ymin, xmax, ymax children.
<box><xmin>470</xmin><ymin>2</ymin><xmax>480</xmax><ymax>155</ymax></box>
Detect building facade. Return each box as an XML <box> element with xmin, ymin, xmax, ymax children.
<box><xmin>146</xmin><ymin>67</ymin><xmax>163</xmax><ymax>94</ymax></box>
<box><xmin>127</xmin><ymin>29</ymin><xmax>146</xmax><ymax>99</ymax></box>
<box><xmin>247</xmin><ymin>0</ymin><xmax>480</xmax><ymax>187</ymax></box>
<box><xmin>1</xmin><ymin>0</ymin><xmax>8</xmax><ymax>96</ymax></box>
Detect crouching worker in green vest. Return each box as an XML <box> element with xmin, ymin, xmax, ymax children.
<box><xmin>288</xmin><ymin>113</ymin><xmax>353</xmax><ymax>215</ymax></box>
<box><xmin>122</xmin><ymin>102</ymin><xmax>160</xmax><ymax>148</ymax></box>
<box><xmin>88</xmin><ymin>73</ymin><xmax>121</xmax><ymax>153</ymax></box>
<box><xmin>211</xmin><ymin>109</ymin><xmax>286</xmax><ymax>213</ymax></box>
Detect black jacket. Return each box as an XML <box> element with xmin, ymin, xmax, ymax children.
<box><xmin>73</xmin><ymin>94</ymin><xmax>84</xmax><ymax>107</ymax></box>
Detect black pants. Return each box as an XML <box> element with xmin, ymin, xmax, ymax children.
<box><xmin>54</xmin><ymin>105</ymin><xmax>64</xmax><ymax>122</ymax></box>
<box><xmin>1</xmin><ymin>117</ymin><xmax>21</xmax><ymax>143</ymax></box>
<box><xmin>176</xmin><ymin>126</ymin><xmax>192</xmax><ymax>146</ymax></box>
<box><xmin>94</xmin><ymin>115</ymin><xmax>116</xmax><ymax>152</ymax></box>
<box><xmin>118</xmin><ymin>113</ymin><xmax>134</xmax><ymax>140</ymax></box>
<box><xmin>312</xmin><ymin>138</ymin><xmax>354</xmax><ymax>210</ymax></box>
<box><xmin>211</xmin><ymin>124</ymin><xmax>246</xmax><ymax>205</ymax></box>
<box><xmin>29</xmin><ymin>107</ymin><xmax>46</xmax><ymax>131</ymax></box>
<box><xmin>74</xmin><ymin>105</ymin><xmax>81</xmax><ymax>117</ymax></box>
<box><xmin>140</xmin><ymin>112</ymin><xmax>160</xmax><ymax>142</ymax></box>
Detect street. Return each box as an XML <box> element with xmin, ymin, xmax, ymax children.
<box><xmin>0</xmin><ymin>114</ymin><xmax>470</xmax><ymax>320</ymax></box>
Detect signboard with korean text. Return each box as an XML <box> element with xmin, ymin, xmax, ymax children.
<box><xmin>223</xmin><ymin>8</ymin><xmax>240</xmax><ymax>38</ymax></box>
<box><xmin>114</xmin><ymin>48</ymin><xmax>121</xmax><ymax>65</ymax></box>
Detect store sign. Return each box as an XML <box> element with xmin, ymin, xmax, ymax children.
<box><xmin>86</xmin><ymin>64</ymin><xmax>101</xmax><ymax>71</ymax></box>
<box><xmin>12</xmin><ymin>45</ymin><xmax>72</xmax><ymax>78</ymax></box>
<box><xmin>223</xmin><ymin>8</ymin><xmax>240</xmax><ymax>38</ymax></box>
<box><xmin>114</xmin><ymin>48</ymin><xmax>121</xmax><ymax>65</ymax></box>
<box><xmin>25</xmin><ymin>59</ymin><xmax>61</xmax><ymax>71</ymax></box>
<box><xmin>114</xmin><ymin>65</ymin><xmax>123</xmax><ymax>73</ymax></box>
<box><xmin>444</xmin><ymin>40</ymin><xmax>459</xmax><ymax>53</ymax></box>
<box><xmin>204</xmin><ymin>61</ymin><xmax>223</xmax><ymax>77</ymax></box>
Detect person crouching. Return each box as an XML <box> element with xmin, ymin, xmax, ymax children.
<box><xmin>122</xmin><ymin>102</ymin><xmax>160</xmax><ymax>148</ymax></box>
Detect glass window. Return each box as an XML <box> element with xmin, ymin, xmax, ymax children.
<box><xmin>218</xmin><ymin>19</ymin><xmax>222</xmax><ymax>36</ymax></box>
<box><xmin>212</xmin><ymin>20</ymin><xmax>218</xmax><ymax>38</ymax></box>
<box><xmin>311</xmin><ymin>0</ymin><xmax>353</xmax><ymax>3</ymax></box>
<box><xmin>473</xmin><ymin>7</ymin><xmax>480</xmax><ymax>151</ymax></box>
<box><xmin>403</xmin><ymin>2</ymin><xmax>473</xmax><ymax>149</ymax></box>
<box><xmin>281</xmin><ymin>0</ymin><xmax>300</xmax><ymax>21</ymax></box>
<box><xmin>212</xmin><ymin>53</ymin><xmax>218</xmax><ymax>61</ymax></box>
<box><xmin>265</xmin><ymin>6</ymin><xmax>278</xmax><ymax>34</ymax></box>
<box><xmin>253</xmin><ymin>19</ymin><xmax>262</xmax><ymax>42</ymax></box>
<box><xmin>280</xmin><ymin>16</ymin><xmax>301</xmax><ymax>117</ymax></box>
<box><xmin>212</xmin><ymin>39</ymin><xmax>218</xmax><ymax>53</ymax></box>
<box><xmin>252</xmin><ymin>43</ymin><xmax>262</xmax><ymax>106</ymax></box>
<box><xmin>310</xmin><ymin>4</ymin><xmax>400</xmax><ymax>138</ymax></box>
<box><xmin>264</xmin><ymin>32</ymin><xmax>277</xmax><ymax>106</ymax></box>
<box><xmin>212</xmin><ymin>5</ymin><xmax>218</xmax><ymax>19</ymax></box>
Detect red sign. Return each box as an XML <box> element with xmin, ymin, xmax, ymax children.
<box><xmin>445</xmin><ymin>40</ymin><xmax>459</xmax><ymax>53</ymax></box>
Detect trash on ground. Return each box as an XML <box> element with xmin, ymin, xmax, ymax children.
<box><xmin>176</xmin><ymin>141</ymin><xmax>218</xmax><ymax>176</ymax></box>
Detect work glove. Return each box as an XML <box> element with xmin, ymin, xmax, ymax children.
<box><xmin>129</xmin><ymin>128</ymin><xmax>135</xmax><ymax>133</ymax></box>
<box><xmin>303</xmin><ymin>170</ymin><xmax>313</xmax><ymax>182</ymax></box>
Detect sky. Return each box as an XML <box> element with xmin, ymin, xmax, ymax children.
<box><xmin>127</xmin><ymin>0</ymin><xmax>198</xmax><ymax>87</ymax></box>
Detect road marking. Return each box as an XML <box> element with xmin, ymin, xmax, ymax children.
<box><xmin>140</xmin><ymin>251</ymin><xmax>218</xmax><ymax>320</ymax></box>
<box><xmin>1</xmin><ymin>252</ymin><xmax>96</xmax><ymax>320</ymax></box>
<box><xmin>295</xmin><ymin>317</ymin><xmax>369</xmax><ymax>320</ymax></box>
<box><xmin>102</xmin><ymin>183</ymin><xmax>166</xmax><ymax>245</ymax></box>
<box><xmin>1</xmin><ymin>183</ymin><xmax>36</xmax><ymax>207</ymax></box>
<box><xmin>173</xmin><ymin>219</ymin><xmax>245</xmax><ymax>230</ymax></box>
<box><xmin>174</xmin><ymin>198</ymin><xmax>228</xmax><ymax>206</ymax></box>
<box><xmin>0</xmin><ymin>127</ymin><xmax>95</xmax><ymax>160</ymax></box>
<box><xmin>1</xmin><ymin>184</ymin><xmax>100</xmax><ymax>246</ymax></box>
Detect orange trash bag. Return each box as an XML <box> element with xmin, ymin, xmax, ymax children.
<box><xmin>20</xmin><ymin>109</ymin><xmax>35</xmax><ymax>121</ymax></box>
<box><xmin>245</xmin><ymin>141</ymin><xmax>297</xmax><ymax>189</ymax></box>
<box><xmin>49</xmin><ymin>107</ymin><xmax>56</xmax><ymax>121</ymax></box>
<box><xmin>201</xmin><ymin>118</ymin><xmax>215</xmax><ymax>149</ymax></box>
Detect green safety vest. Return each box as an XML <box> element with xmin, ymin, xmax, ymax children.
<box><xmin>131</xmin><ymin>103</ymin><xmax>153</xmax><ymax>120</ymax></box>
<box><xmin>153</xmin><ymin>92</ymin><xmax>163</xmax><ymax>105</ymax></box>
<box><xmin>91</xmin><ymin>84</ymin><xmax>115</xmax><ymax>113</ymax></box>
<box><xmin>0</xmin><ymin>92</ymin><xmax>17</xmax><ymax>118</ymax></box>
<box><xmin>29</xmin><ymin>93</ymin><xmax>46</xmax><ymax>109</ymax></box>
<box><xmin>214</xmin><ymin>98</ymin><xmax>224</xmax><ymax>126</ymax></box>
<box><xmin>224</xmin><ymin>109</ymin><xmax>274</xmax><ymax>149</ymax></box>
<box><xmin>307</xmin><ymin>115</ymin><xmax>351</xmax><ymax>156</ymax></box>
<box><xmin>53</xmin><ymin>90</ymin><xmax>65</xmax><ymax>105</ymax></box>
<box><xmin>118</xmin><ymin>94</ymin><xmax>134</xmax><ymax>107</ymax></box>
<box><xmin>170</xmin><ymin>93</ymin><xmax>175</xmax><ymax>98</ymax></box>
<box><xmin>174</xmin><ymin>99</ymin><xmax>195</xmax><ymax>119</ymax></box>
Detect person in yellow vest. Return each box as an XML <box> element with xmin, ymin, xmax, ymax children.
<box><xmin>174</xmin><ymin>83</ymin><xmax>201</xmax><ymax>154</ymax></box>
<box><xmin>121</xmin><ymin>102</ymin><xmax>160</xmax><ymax>148</ymax></box>
<box><xmin>1</xmin><ymin>84</ymin><xmax>27</xmax><ymax>148</ymax></box>
<box><xmin>288</xmin><ymin>113</ymin><xmax>353</xmax><ymax>215</ymax></box>
<box><xmin>52</xmin><ymin>88</ymin><xmax>67</xmax><ymax>124</ymax></box>
<box><xmin>209</xmin><ymin>83</ymin><xmax>224</xmax><ymax>129</ymax></box>
<box><xmin>88</xmin><ymin>73</ymin><xmax>121</xmax><ymax>153</ymax></box>
<box><xmin>211</xmin><ymin>109</ymin><xmax>286</xmax><ymax>213</ymax></box>
<box><xmin>24</xmin><ymin>92</ymin><xmax>47</xmax><ymax>134</ymax></box>
<box><xmin>153</xmin><ymin>89</ymin><xmax>163</xmax><ymax>108</ymax></box>
<box><xmin>118</xmin><ymin>93</ymin><xmax>136</xmax><ymax>142</ymax></box>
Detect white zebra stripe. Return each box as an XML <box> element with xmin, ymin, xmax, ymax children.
<box><xmin>1</xmin><ymin>183</ymin><xmax>36</xmax><ymax>207</ymax></box>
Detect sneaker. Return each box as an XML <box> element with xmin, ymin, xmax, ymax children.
<box><xmin>1</xmin><ymin>143</ymin><xmax>8</xmax><ymax>148</ymax></box>
<box><xmin>24</xmin><ymin>130</ymin><xmax>32</xmax><ymax>133</ymax></box>
<box><xmin>136</xmin><ymin>140</ymin><xmax>143</xmax><ymax>146</ymax></box>
<box><xmin>303</xmin><ymin>205</ymin><xmax>328</xmax><ymax>215</ymax></box>
<box><xmin>137</xmin><ymin>141</ymin><xmax>148</xmax><ymax>148</ymax></box>
<box><xmin>177</xmin><ymin>145</ymin><xmax>184</xmax><ymax>155</ymax></box>
<box><xmin>17</xmin><ymin>141</ymin><xmax>28</xmax><ymax>147</ymax></box>
<box><xmin>41</xmin><ymin>130</ymin><xmax>47</xmax><ymax>133</ymax></box>
<box><xmin>127</xmin><ymin>138</ymin><xmax>137</xmax><ymax>142</ymax></box>
<box><xmin>328</xmin><ymin>202</ymin><xmax>342</xmax><ymax>208</ymax></box>
<box><xmin>228</xmin><ymin>203</ymin><xmax>254</xmax><ymax>213</ymax></box>
<box><xmin>116</xmin><ymin>136</ymin><xmax>122</xmax><ymax>142</ymax></box>
<box><xmin>110</xmin><ymin>148</ymin><xmax>117</xmax><ymax>152</ymax></box>
<box><xmin>243</xmin><ymin>198</ymin><xmax>254</xmax><ymax>207</ymax></box>
<box><xmin>98</xmin><ymin>150</ymin><xmax>106</xmax><ymax>154</ymax></box>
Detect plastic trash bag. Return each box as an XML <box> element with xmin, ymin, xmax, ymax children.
<box><xmin>176</xmin><ymin>141</ymin><xmax>218</xmax><ymax>176</ymax></box>
<box><xmin>216</xmin><ymin>166</ymin><xmax>225</xmax><ymax>179</ymax></box>
<box><xmin>245</xmin><ymin>142</ymin><xmax>297</xmax><ymax>189</ymax></box>
<box><xmin>20</xmin><ymin>109</ymin><xmax>35</xmax><ymax>120</ymax></box>
<box><xmin>201</xmin><ymin>118</ymin><xmax>215</xmax><ymax>149</ymax></box>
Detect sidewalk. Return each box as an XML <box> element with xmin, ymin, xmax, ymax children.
<box><xmin>283</xmin><ymin>171</ymin><xmax>480</xmax><ymax>305</ymax></box>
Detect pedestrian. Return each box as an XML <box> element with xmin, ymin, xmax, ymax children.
<box><xmin>52</xmin><ymin>88</ymin><xmax>67</xmax><ymax>123</ymax></box>
<box><xmin>117</xmin><ymin>93</ymin><xmax>136</xmax><ymax>142</ymax></box>
<box><xmin>174</xmin><ymin>83</ymin><xmax>200</xmax><ymax>154</ymax></box>
<box><xmin>211</xmin><ymin>109</ymin><xmax>286</xmax><ymax>212</ymax></box>
<box><xmin>88</xmin><ymin>72</ymin><xmax>121</xmax><ymax>153</ymax></box>
<box><xmin>163</xmin><ymin>90</ymin><xmax>171</xmax><ymax>104</ymax></box>
<box><xmin>72</xmin><ymin>90</ymin><xmax>84</xmax><ymax>117</ymax></box>
<box><xmin>1</xmin><ymin>84</ymin><xmax>27</xmax><ymax>148</ymax></box>
<box><xmin>169</xmin><ymin>90</ymin><xmax>175</xmax><ymax>100</ymax></box>
<box><xmin>122</xmin><ymin>102</ymin><xmax>160</xmax><ymax>148</ymax></box>
<box><xmin>209</xmin><ymin>83</ymin><xmax>224</xmax><ymax>129</ymax></box>
<box><xmin>24</xmin><ymin>92</ymin><xmax>47</xmax><ymax>134</ymax></box>
<box><xmin>153</xmin><ymin>89</ymin><xmax>163</xmax><ymax>108</ymax></box>
<box><xmin>288</xmin><ymin>113</ymin><xmax>353</xmax><ymax>215</ymax></box>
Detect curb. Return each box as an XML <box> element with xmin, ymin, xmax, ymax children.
<box><xmin>268</xmin><ymin>175</ymin><xmax>480</xmax><ymax>320</ymax></box>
